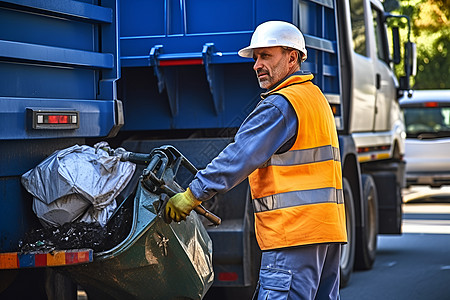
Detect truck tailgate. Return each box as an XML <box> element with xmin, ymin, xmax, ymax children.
<box><xmin>0</xmin><ymin>0</ymin><xmax>121</xmax><ymax>140</ymax></box>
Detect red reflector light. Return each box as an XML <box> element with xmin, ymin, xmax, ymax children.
<box><xmin>48</xmin><ymin>115</ymin><xmax>69</xmax><ymax>124</ymax></box>
<box><xmin>159</xmin><ymin>59</ymin><xmax>203</xmax><ymax>66</ymax></box>
<box><xmin>28</xmin><ymin>108</ymin><xmax>79</xmax><ymax>130</ymax></box>
<box><xmin>218</xmin><ymin>272</ymin><xmax>239</xmax><ymax>282</ymax></box>
<box><xmin>425</xmin><ymin>102</ymin><xmax>438</xmax><ymax>107</ymax></box>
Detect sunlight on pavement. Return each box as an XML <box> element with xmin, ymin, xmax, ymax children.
<box><xmin>402</xmin><ymin>186</ymin><xmax>450</xmax><ymax>203</ymax></box>
<box><xmin>403</xmin><ymin>203</ymin><xmax>450</xmax><ymax>214</ymax></box>
<box><xmin>402</xmin><ymin>218</ymin><xmax>450</xmax><ymax>234</ymax></box>
<box><xmin>402</xmin><ymin>186</ymin><xmax>450</xmax><ymax>234</ymax></box>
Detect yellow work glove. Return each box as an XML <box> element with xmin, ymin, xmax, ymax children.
<box><xmin>164</xmin><ymin>188</ymin><xmax>202</xmax><ymax>223</ymax></box>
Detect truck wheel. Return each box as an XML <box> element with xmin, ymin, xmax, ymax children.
<box><xmin>354</xmin><ymin>174</ymin><xmax>378</xmax><ymax>270</ymax></box>
<box><xmin>372</xmin><ymin>172</ymin><xmax>402</xmax><ymax>234</ymax></box>
<box><xmin>340</xmin><ymin>178</ymin><xmax>356</xmax><ymax>288</ymax></box>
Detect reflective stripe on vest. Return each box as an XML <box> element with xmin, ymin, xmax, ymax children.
<box><xmin>248</xmin><ymin>73</ymin><xmax>347</xmax><ymax>250</ymax></box>
<box><xmin>261</xmin><ymin>144</ymin><xmax>341</xmax><ymax>168</ymax></box>
<box><xmin>253</xmin><ymin>187</ymin><xmax>344</xmax><ymax>213</ymax></box>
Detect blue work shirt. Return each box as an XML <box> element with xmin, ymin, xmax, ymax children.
<box><xmin>189</xmin><ymin>71</ymin><xmax>309</xmax><ymax>201</ymax></box>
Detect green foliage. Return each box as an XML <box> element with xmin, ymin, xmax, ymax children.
<box><xmin>415</xmin><ymin>32</ymin><xmax>450</xmax><ymax>89</ymax></box>
<box><xmin>392</xmin><ymin>0</ymin><xmax>450</xmax><ymax>89</ymax></box>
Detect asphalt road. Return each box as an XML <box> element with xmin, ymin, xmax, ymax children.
<box><xmin>340</xmin><ymin>186</ymin><xmax>450</xmax><ymax>300</ymax></box>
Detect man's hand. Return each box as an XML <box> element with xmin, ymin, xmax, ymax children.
<box><xmin>164</xmin><ymin>188</ymin><xmax>202</xmax><ymax>223</ymax></box>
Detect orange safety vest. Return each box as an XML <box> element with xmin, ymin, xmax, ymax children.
<box><xmin>248</xmin><ymin>73</ymin><xmax>347</xmax><ymax>250</ymax></box>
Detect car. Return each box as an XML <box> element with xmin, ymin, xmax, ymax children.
<box><xmin>400</xmin><ymin>90</ymin><xmax>450</xmax><ymax>187</ymax></box>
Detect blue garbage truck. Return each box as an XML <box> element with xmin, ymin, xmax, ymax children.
<box><xmin>0</xmin><ymin>0</ymin><xmax>416</xmax><ymax>299</ymax></box>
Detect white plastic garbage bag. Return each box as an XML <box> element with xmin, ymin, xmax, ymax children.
<box><xmin>21</xmin><ymin>144</ymin><xmax>136</xmax><ymax>227</ymax></box>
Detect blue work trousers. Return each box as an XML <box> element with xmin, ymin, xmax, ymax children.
<box><xmin>253</xmin><ymin>243</ymin><xmax>341</xmax><ymax>300</ymax></box>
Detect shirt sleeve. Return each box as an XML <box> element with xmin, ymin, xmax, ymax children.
<box><xmin>189</xmin><ymin>94</ymin><xmax>298</xmax><ymax>201</ymax></box>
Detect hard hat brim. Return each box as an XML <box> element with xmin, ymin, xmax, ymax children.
<box><xmin>238</xmin><ymin>46</ymin><xmax>255</xmax><ymax>58</ymax></box>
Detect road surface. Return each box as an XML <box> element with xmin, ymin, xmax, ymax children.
<box><xmin>341</xmin><ymin>186</ymin><xmax>450</xmax><ymax>300</ymax></box>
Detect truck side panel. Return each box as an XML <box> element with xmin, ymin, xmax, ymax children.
<box><xmin>118</xmin><ymin>0</ymin><xmax>343</xmax><ymax>132</ymax></box>
<box><xmin>0</xmin><ymin>0</ymin><xmax>120</xmax><ymax>253</ymax></box>
<box><xmin>0</xmin><ymin>0</ymin><xmax>120</xmax><ymax>140</ymax></box>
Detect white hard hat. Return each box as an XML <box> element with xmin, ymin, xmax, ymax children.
<box><xmin>238</xmin><ymin>20</ymin><xmax>307</xmax><ymax>62</ymax></box>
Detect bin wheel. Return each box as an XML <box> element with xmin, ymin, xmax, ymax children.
<box><xmin>354</xmin><ymin>174</ymin><xmax>379</xmax><ymax>270</ymax></box>
<box><xmin>340</xmin><ymin>178</ymin><xmax>356</xmax><ymax>288</ymax></box>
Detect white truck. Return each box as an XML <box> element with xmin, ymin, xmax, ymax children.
<box><xmin>334</xmin><ymin>0</ymin><xmax>416</xmax><ymax>286</ymax></box>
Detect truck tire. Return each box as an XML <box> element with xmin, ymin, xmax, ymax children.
<box><xmin>340</xmin><ymin>178</ymin><xmax>356</xmax><ymax>288</ymax></box>
<box><xmin>354</xmin><ymin>174</ymin><xmax>378</xmax><ymax>270</ymax></box>
<box><xmin>372</xmin><ymin>172</ymin><xmax>402</xmax><ymax>234</ymax></box>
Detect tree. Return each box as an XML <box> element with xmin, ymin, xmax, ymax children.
<box><xmin>392</xmin><ymin>0</ymin><xmax>450</xmax><ymax>89</ymax></box>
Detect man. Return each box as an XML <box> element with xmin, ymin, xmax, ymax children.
<box><xmin>165</xmin><ymin>20</ymin><xmax>347</xmax><ymax>299</ymax></box>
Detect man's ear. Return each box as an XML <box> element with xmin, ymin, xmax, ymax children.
<box><xmin>289</xmin><ymin>51</ymin><xmax>298</xmax><ymax>65</ymax></box>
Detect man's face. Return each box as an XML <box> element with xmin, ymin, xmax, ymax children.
<box><xmin>253</xmin><ymin>47</ymin><xmax>292</xmax><ymax>89</ymax></box>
